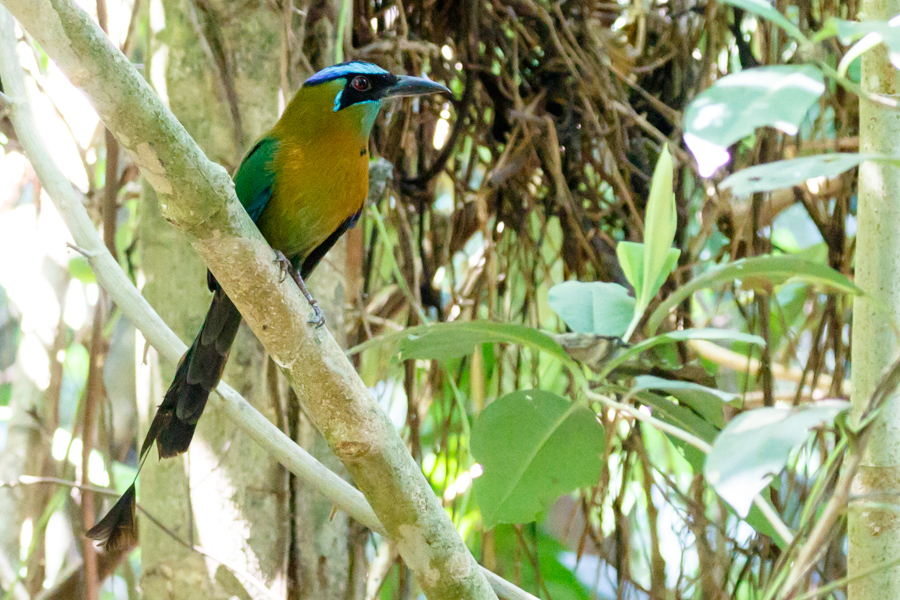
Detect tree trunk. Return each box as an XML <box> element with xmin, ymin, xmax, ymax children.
<box><xmin>849</xmin><ymin>0</ymin><xmax>900</xmax><ymax>597</ymax></box>
<box><xmin>137</xmin><ymin>1</ymin><xmax>287</xmax><ymax>596</ymax></box>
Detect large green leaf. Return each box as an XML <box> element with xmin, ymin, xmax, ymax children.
<box><xmin>632</xmin><ymin>375</ymin><xmax>740</xmax><ymax>428</ymax></box>
<box><xmin>720</xmin><ymin>153</ymin><xmax>882</xmax><ymax>196</ymax></box>
<box><xmin>705</xmin><ymin>400</ymin><xmax>849</xmax><ymax>516</ymax></box>
<box><xmin>684</xmin><ymin>65</ymin><xmax>824</xmax><ymax>176</ymax></box>
<box><xmin>472</xmin><ymin>390</ymin><xmax>604</xmax><ymax>528</ymax></box>
<box><xmin>647</xmin><ymin>255</ymin><xmax>863</xmax><ymax>333</ymax></box>
<box><xmin>548</xmin><ymin>281</ymin><xmax>635</xmax><ymax>337</ymax></box>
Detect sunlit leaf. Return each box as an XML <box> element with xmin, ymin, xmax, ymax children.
<box><xmin>641</xmin><ymin>146</ymin><xmax>678</xmax><ymax>308</ymax></box>
<box><xmin>705</xmin><ymin>400</ymin><xmax>849</xmax><ymax>516</ymax></box>
<box><xmin>720</xmin><ymin>154</ymin><xmax>887</xmax><ymax>196</ymax></box>
<box><xmin>548</xmin><ymin>281</ymin><xmax>635</xmax><ymax>337</ymax></box>
<box><xmin>815</xmin><ymin>17</ymin><xmax>900</xmax><ymax>74</ymax></box>
<box><xmin>68</xmin><ymin>255</ymin><xmax>97</xmax><ymax>284</ymax></box>
<box><xmin>618</xmin><ymin>243</ymin><xmax>680</xmax><ymax>306</ymax></box>
<box><xmin>684</xmin><ymin>65</ymin><xmax>824</xmax><ymax>176</ymax></box>
<box><xmin>647</xmin><ymin>255</ymin><xmax>863</xmax><ymax>334</ymax></box>
<box><xmin>472</xmin><ymin>390</ymin><xmax>604</xmax><ymax>528</ymax></box>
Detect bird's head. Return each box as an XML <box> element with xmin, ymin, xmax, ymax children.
<box><xmin>299</xmin><ymin>62</ymin><xmax>451</xmax><ymax>135</ymax></box>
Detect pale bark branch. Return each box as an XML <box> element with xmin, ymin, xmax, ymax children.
<box><xmin>0</xmin><ymin>2</ymin><xmax>522</xmax><ymax>598</ymax></box>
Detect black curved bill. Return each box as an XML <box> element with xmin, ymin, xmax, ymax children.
<box><xmin>383</xmin><ymin>75</ymin><xmax>452</xmax><ymax>99</ymax></box>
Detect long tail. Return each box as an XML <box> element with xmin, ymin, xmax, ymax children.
<box><xmin>148</xmin><ymin>285</ymin><xmax>242</xmax><ymax>458</ymax></box>
<box><xmin>87</xmin><ymin>285</ymin><xmax>241</xmax><ymax>549</ymax></box>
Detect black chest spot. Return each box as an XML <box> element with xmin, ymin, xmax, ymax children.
<box><xmin>360</xmin><ymin>146</ymin><xmax>367</xmax><ymax>157</ymax></box>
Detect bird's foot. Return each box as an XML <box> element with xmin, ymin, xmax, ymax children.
<box><xmin>273</xmin><ymin>250</ymin><xmax>291</xmax><ymax>283</ymax></box>
<box><xmin>274</xmin><ymin>250</ymin><xmax>326</xmax><ymax>328</ymax></box>
<box><xmin>308</xmin><ymin>303</ymin><xmax>326</xmax><ymax>328</ymax></box>
<box><xmin>295</xmin><ymin>275</ymin><xmax>326</xmax><ymax>328</ymax></box>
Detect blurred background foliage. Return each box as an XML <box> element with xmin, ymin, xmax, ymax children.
<box><xmin>0</xmin><ymin>0</ymin><xmax>872</xmax><ymax>598</ymax></box>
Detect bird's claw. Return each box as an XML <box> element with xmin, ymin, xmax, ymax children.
<box><xmin>273</xmin><ymin>251</ymin><xmax>291</xmax><ymax>283</ymax></box>
<box><xmin>309</xmin><ymin>304</ymin><xmax>326</xmax><ymax>328</ymax></box>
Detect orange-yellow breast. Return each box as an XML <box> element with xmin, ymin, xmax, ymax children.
<box><xmin>254</xmin><ymin>81</ymin><xmax>373</xmax><ymax>262</ymax></box>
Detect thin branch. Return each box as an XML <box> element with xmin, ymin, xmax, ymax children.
<box><xmin>0</xmin><ymin>4</ymin><xmax>532</xmax><ymax>599</ymax></box>
<box><xmin>0</xmin><ymin>476</ymin><xmax>119</xmax><ymax>496</ymax></box>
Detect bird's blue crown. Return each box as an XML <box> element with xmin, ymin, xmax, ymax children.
<box><xmin>304</xmin><ymin>62</ymin><xmax>390</xmax><ymax>86</ymax></box>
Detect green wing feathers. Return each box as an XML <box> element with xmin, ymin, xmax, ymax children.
<box><xmin>234</xmin><ymin>135</ymin><xmax>279</xmax><ymax>222</ymax></box>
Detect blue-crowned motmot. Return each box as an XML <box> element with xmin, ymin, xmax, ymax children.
<box><xmin>87</xmin><ymin>62</ymin><xmax>451</xmax><ymax>549</ymax></box>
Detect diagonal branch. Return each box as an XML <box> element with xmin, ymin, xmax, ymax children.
<box><xmin>0</xmin><ymin>2</ymin><xmax>504</xmax><ymax>599</ymax></box>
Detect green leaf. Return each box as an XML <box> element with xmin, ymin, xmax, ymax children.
<box><xmin>68</xmin><ymin>255</ymin><xmax>97</xmax><ymax>284</ymax></box>
<box><xmin>400</xmin><ymin>322</ymin><xmax>565</xmax><ymax>361</ymax></box>
<box><xmin>548</xmin><ymin>281</ymin><xmax>635</xmax><ymax>337</ymax></box>
<box><xmin>617</xmin><ymin>243</ymin><xmax>680</xmax><ymax>321</ymax></box>
<box><xmin>616</xmin><ymin>241</ymin><xmax>644</xmax><ymax>294</ymax></box>
<box><xmin>642</xmin><ymin>146</ymin><xmax>678</xmax><ymax>306</ymax></box>
<box><xmin>637</xmin><ymin>391</ymin><xmax>718</xmax><ymax>470</ymax></box>
<box><xmin>684</xmin><ymin>65</ymin><xmax>824</xmax><ymax>176</ymax></box>
<box><xmin>472</xmin><ymin>390</ymin><xmax>604</xmax><ymax>528</ymax></box>
<box><xmin>647</xmin><ymin>255</ymin><xmax>863</xmax><ymax>334</ymax></box>
<box><xmin>601</xmin><ymin>327</ymin><xmax>765</xmax><ymax>378</ymax></box>
<box><xmin>746</xmin><ymin>492</ymin><xmax>791</xmax><ymax>548</ymax></box>
<box><xmin>720</xmin><ymin>153</ymin><xmax>885</xmax><ymax>196</ymax></box>
<box><xmin>720</xmin><ymin>0</ymin><xmax>808</xmax><ymax>43</ymax></box>
<box><xmin>814</xmin><ymin>16</ymin><xmax>874</xmax><ymax>44</ymax></box>
<box><xmin>632</xmin><ymin>375</ymin><xmax>740</xmax><ymax>428</ymax></box>
<box><xmin>815</xmin><ymin>18</ymin><xmax>900</xmax><ymax>74</ymax></box>
<box><xmin>645</xmin><ymin>328</ymin><xmax>766</xmax><ymax>346</ymax></box>
<box><xmin>348</xmin><ymin>321</ymin><xmax>570</xmax><ymax>364</ymax></box>
<box><xmin>705</xmin><ymin>400</ymin><xmax>849</xmax><ymax>516</ymax></box>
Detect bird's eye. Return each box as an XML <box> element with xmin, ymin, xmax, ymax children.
<box><xmin>350</xmin><ymin>76</ymin><xmax>371</xmax><ymax>92</ymax></box>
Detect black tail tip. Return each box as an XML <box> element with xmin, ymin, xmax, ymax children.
<box><xmin>85</xmin><ymin>484</ymin><xmax>138</xmax><ymax>552</ymax></box>
<box><xmin>157</xmin><ymin>418</ymin><xmax>197</xmax><ymax>458</ymax></box>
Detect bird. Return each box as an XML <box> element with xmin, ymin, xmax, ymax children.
<box><xmin>86</xmin><ymin>62</ymin><xmax>451</xmax><ymax>550</ymax></box>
